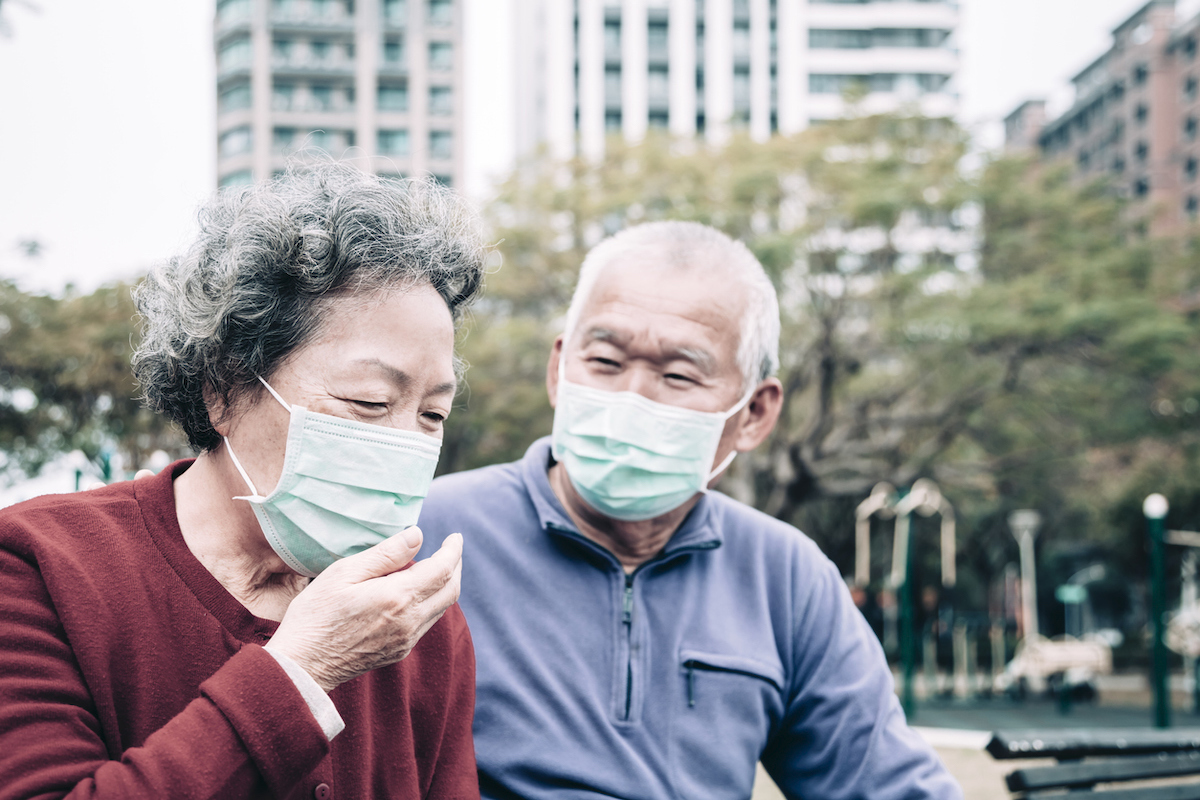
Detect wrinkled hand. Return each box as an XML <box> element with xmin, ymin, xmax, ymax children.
<box><xmin>267</xmin><ymin>527</ymin><xmax>463</xmax><ymax>693</ymax></box>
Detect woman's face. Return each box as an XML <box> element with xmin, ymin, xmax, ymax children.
<box><xmin>220</xmin><ymin>282</ymin><xmax>457</xmax><ymax>496</ymax></box>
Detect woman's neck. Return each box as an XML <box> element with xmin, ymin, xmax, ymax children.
<box><xmin>173</xmin><ymin>447</ymin><xmax>308</xmax><ymax>620</ymax></box>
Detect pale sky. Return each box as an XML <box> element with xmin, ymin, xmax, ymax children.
<box><xmin>0</xmin><ymin>0</ymin><xmax>1192</xmax><ymax>294</ymax></box>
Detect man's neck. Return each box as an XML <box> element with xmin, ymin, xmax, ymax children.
<box><xmin>547</xmin><ymin>461</ymin><xmax>700</xmax><ymax>573</ymax></box>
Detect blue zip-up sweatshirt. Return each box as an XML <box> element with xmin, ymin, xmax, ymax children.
<box><xmin>418</xmin><ymin>438</ymin><xmax>961</xmax><ymax>800</ymax></box>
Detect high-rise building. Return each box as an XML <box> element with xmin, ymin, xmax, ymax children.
<box><xmin>1006</xmin><ymin>0</ymin><xmax>1200</xmax><ymax>232</ymax></box>
<box><xmin>511</xmin><ymin>0</ymin><xmax>960</xmax><ymax>163</ymax></box>
<box><xmin>214</xmin><ymin>0</ymin><xmax>464</xmax><ymax>188</ymax></box>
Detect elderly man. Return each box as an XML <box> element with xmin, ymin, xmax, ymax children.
<box><xmin>418</xmin><ymin>221</ymin><xmax>961</xmax><ymax>799</ymax></box>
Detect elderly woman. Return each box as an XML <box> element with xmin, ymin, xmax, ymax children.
<box><xmin>0</xmin><ymin>164</ymin><xmax>484</xmax><ymax>798</ymax></box>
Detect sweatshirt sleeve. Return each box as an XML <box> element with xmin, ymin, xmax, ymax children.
<box><xmin>421</xmin><ymin>609</ymin><xmax>481</xmax><ymax>800</ymax></box>
<box><xmin>0</xmin><ymin>543</ymin><xmax>331</xmax><ymax>800</ymax></box>
<box><xmin>759</xmin><ymin>557</ymin><xmax>963</xmax><ymax>800</ymax></box>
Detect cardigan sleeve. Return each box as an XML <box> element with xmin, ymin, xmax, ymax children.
<box><xmin>421</xmin><ymin>609</ymin><xmax>481</xmax><ymax>800</ymax></box>
<box><xmin>0</xmin><ymin>543</ymin><xmax>331</xmax><ymax>800</ymax></box>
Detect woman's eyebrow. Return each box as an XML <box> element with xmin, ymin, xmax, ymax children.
<box><xmin>349</xmin><ymin>358</ymin><xmax>456</xmax><ymax>396</ymax></box>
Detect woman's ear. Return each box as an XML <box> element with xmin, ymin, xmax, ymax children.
<box><xmin>203</xmin><ymin>385</ymin><xmax>233</xmax><ymax>438</ymax></box>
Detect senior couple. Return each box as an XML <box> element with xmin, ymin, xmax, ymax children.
<box><xmin>0</xmin><ymin>164</ymin><xmax>961</xmax><ymax>799</ymax></box>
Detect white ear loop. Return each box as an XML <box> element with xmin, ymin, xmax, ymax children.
<box><xmin>705</xmin><ymin>381</ymin><xmax>759</xmax><ymax>483</ymax></box>
<box><xmin>224</xmin><ymin>375</ymin><xmax>293</xmax><ymax>501</ymax></box>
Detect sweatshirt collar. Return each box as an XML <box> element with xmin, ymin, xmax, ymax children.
<box><xmin>519</xmin><ymin>436</ymin><xmax>723</xmax><ymax>560</ymax></box>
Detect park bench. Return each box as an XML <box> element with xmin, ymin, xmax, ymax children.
<box><xmin>988</xmin><ymin>729</ymin><xmax>1200</xmax><ymax>798</ymax></box>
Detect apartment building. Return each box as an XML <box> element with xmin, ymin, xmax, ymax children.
<box><xmin>1007</xmin><ymin>0</ymin><xmax>1200</xmax><ymax>230</ymax></box>
<box><xmin>512</xmin><ymin>0</ymin><xmax>961</xmax><ymax>163</ymax></box>
<box><xmin>214</xmin><ymin>0</ymin><xmax>463</xmax><ymax>187</ymax></box>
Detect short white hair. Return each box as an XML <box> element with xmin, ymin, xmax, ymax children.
<box><xmin>562</xmin><ymin>221</ymin><xmax>780</xmax><ymax>390</ymax></box>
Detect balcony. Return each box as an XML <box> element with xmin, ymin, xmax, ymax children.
<box><xmin>271</xmin><ymin>55</ymin><xmax>356</xmax><ymax>77</ymax></box>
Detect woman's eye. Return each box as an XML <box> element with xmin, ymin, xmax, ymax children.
<box><xmin>348</xmin><ymin>398</ymin><xmax>388</xmax><ymax>411</ymax></box>
<box><xmin>422</xmin><ymin>411</ymin><xmax>446</xmax><ymax>424</ymax></box>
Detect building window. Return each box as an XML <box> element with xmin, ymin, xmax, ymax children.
<box><xmin>1133</xmin><ymin>63</ymin><xmax>1149</xmax><ymax>86</ymax></box>
<box><xmin>605</xmin><ymin>111</ymin><xmax>622</xmax><ymax>131</ymax></box>
<box><xmin>383</xmin><ymin>0</ymin><xmax>406</xmax><ymax>24</ymax></box>
<box><xmin>605</xmin><ymin>67</ymin><xmax>621</xmax><ymax>107</ymax></box>
<box><xmin>219</xmin><ymin>36</ymin><xmax>252</xmax><ymax>71</ymax></box>
<box><xmin>272</xmin><ymin>38</ymin><xmax>293</xmax><ymax>65</ymax></box>
<box><xmin>1135</xmin><ymin>103</ymin><xmax>1148</xmax><ymax>124</ymax></box>
<box><xmin>648</xmin><ymin>67</ymin><xmax>669</xmax><ymax>106</ymax></box>
<box><xmin>429</xmin><ymin>85</ymin><xmax>453</xmax><ymax>115</ymax></box>
<box><xmin>1186</xmin><ymin>75</ymin><xmax>1199</xmax><ymax>101</ymax></box>
<box><xmin>273</xmin><ymin>126</ymin><xmax>296</xmax><ymax>153</ymax></box>
<box><xmin>649</xmin><ymin>111</ymin><xmax>669</xmax><ymax>129</ymax></box>
<box><xmin>217</xmin><ymin>0</ymin><xmax>251</xmax><ymax>24</ymax></box>
<box><xmin>383</xmin><ymin>38</ymin><xmax>405</xmax><ymax>66</ymax></box>
<box><xmin>219</xmin><ymin>82</ymin><xmax>251</xmax><ymax>112</ymax></box>
<box><xmin>1110</xmin><ymin>81</ymin><xmax>1126</xmax><ymax>101</ymax></box>
<box><xmin>733</xmin><ymin>68</ymin><xmax>750</xmax><ymax>111</ymax></box>
<box><xmin>809</xmin><ymin>73</ymin><xmax>866</xmax><ymax>94</ymax></box>
<box><xmin>648</xmin><ymin>21</ymin><xmax>668</xmax><ymax>59</ymax></box>
<box><xmin>429</xmin><ymin>130</ymin><xmax>453</xmax><ymax>160</ymax></box>
<box><xmin>916</xmin><ymin>73</ymin><xmax>949</xmax><ymax>93</ymax></box>
<box><xmin>1186</xmin><ymin>36</ymin><xmax>1198</xmax><ymax>61</ymax></box>
<box><xmin>809</xmin><ymin>29</ymin><xmax>870</xmax><ymax>49</ymax></box>
<box><xmin>428</xmin><ymin>0</ymin><xmax>452</xmax><ymax>25</ymax></box>
<box><xmin>378</xmin><ymin>84</ymin><xmax>409</xmax><ymax>111</ymax></box>
<box><xmin>219</xmin><ymin>170</ymin><xmax>254</xmax><ymax>187</ymax></box>
<box><xmin>1135</xmin><ymin>140</ymin><xmax>1149</xmax><ymax>162</ymax></box>
<box><xmin>733</xmin><ymin>22</ymin><xmax>750</xmax><ymax>60</ymax></box>
<box><xmin>433</xmin><ymin>173</ymin><xmax>453</xmax><ymax>187</ymax></box>
<box><xmin>605</xmin><ymin>20</ymin><xmax>621</xmax><ymax>60</ymax></box>
<box><xmin>377</xmin><ymin>128</ymin><xmax>410</xmax><ymax>155</ymax></box>
<box><xmin>874</xmin><ymin>28</ymin><xmax>950</xmax><ymax>48</ymax></box>
<box><xmin>429</xmin><ymin>41</ymin><xmax>453</xmax><ymax>71</ymax></box>
<box><xmin>1188</xmin><ymin>116</ymin><xmax>1199</xmax><ymax>141</ymax></box>
<box><xmin>1134</xmin><ymin>177</ymin><xmax>1150</xmax><ymax>197</ymax></box>
<box><xmin>1078</xmin><ymin>150</ymin><xmax>1090</xmax><ymax>170</ymax></box>
<box><xmin>1187</xmin><ymin>157</ymin><xmax>1198</xmax><ymax>181</ymax></box>
<box><xmin>272</xmin><ymin>83</ymin><xmax>294</xmax><ymax>110</ymax></box>
<box><xmin>1187</xmin><ymin>195</ymin><xmax>1199</xmax><ymax>216</ymax></box>
<box><xmin>219</xmin><ymin>126</ymin><xmax>252</xmax><ymax>157</ymax></box>
<box><xmin>1112</xmin><ymin>156</ymin><xmax>1125</xmax><ymax>173</ymax></box>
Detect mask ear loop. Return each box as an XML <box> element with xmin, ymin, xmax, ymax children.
<box><xmin>225</xmin><ymin>375</ymin><xmax>293</xmax><ymax>501</ymax></box>
<box><xmin>705</xmin><ymin>381</ymin><xmax>760</xmax><ymax>484</ymax></box>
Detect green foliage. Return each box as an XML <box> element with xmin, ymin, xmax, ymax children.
<box><xmin>0</xmin><ymin>280</ymin><xmax>185</xmax><ymax>479</ymax></box>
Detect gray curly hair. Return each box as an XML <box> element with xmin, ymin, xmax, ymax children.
<box><xmin>132</xmin><ymin>162</ymin><xmax>486</xmax><ymax>451</ymax></box>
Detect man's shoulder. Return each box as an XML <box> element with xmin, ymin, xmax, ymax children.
<box><xmin>419</xmin><ymin>458</ymin><xmax>536</xmax><ymax>550</ymax></box>
<box><xmin>705</xmin><ymin>490</ymin><xmax>826</xmax><ymax>562</ymax></box>
<box><xmin>426</xmin><ymin>458</ymin><xmax>527</xmax><ymax>506</ymax></box>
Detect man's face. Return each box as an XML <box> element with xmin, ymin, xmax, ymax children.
<box><xmin>557</xmin><ymin>253</ymin><xmax>749</xmax><ymax>414</ymax></box>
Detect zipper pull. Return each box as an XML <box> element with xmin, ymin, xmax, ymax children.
<box><xmin>623</xmin><ymin>575</ymin><xmax>634</xmax><ymax>626</ymax></box>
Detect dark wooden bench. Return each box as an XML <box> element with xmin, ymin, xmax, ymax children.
<box><xmin>987</xmin><ymin>729</ymin><xmax>1200</xmax><ymax>798</ymax></box>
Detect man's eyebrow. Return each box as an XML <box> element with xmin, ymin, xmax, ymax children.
<box><xmin>664</xmin><ymin>345</ymin><xmax>717</xmax><ymax>374</ymax></box>
<box><xmin>582</xmin><ymin>326</ymin><xmax>627</xmax><ymax>345</ymax></box>
<box><xmin>350</xmin><ymin>358</ymin><xmax>457</xmax><ymax>397</ymax></box>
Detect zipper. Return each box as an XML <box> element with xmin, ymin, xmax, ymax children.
<box><xmin>622</xmin><ymin>573</ymin><xmax>634</xmax><ymax>720</ymax></box>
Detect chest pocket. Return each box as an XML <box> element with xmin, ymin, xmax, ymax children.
<box><xmin>670</xmin><ymin>649</ymin><xmax>786</xmax><ymax>799</ymax></box>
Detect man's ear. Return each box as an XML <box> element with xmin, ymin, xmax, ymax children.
<box><xmin>545</xmin><ymin>336</ymin><xmax>565</xmax><ymax>410</ymax></box>
<box><xmin>732</xmin><ymin>378</ymin><xmax>784</xmax><ymax>452</ymax></box>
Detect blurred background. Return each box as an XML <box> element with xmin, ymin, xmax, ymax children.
<box><xmin>7</xmin><ymin>0</ymin><xmax>1200</xmax><ymax>760</ymax></box>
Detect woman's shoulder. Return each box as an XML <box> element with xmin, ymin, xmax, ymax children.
<box><xmin>0</xmin><ymin>480</ymin><xmax>145</xmax><ymax>556</ymax></box>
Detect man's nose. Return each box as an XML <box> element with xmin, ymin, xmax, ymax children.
<box><xmin>625</xmin><ymin>368</ymin><xmax>661</xmax><ymax>402</ymax></box>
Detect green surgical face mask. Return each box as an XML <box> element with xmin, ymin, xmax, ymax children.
<box><xmin>225</xmin><ymin>375</ymin><xmax>442</xmax><ymax>577</ymax></box>
<box><xmin>551</xmin><ymin>364</ymin><xmax>754</xmax><ymax>522</ymax></box>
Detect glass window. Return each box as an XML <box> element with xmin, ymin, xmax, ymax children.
<box><xmin>383</xmin><ymin>0</ymin><xmax>406</xmax><ymax>23</ymax></box>
<box><xmin>273</xmin><ymin>82</ymin><xmax>295</xmax><ymax>110</ymax></box>
<box><xmin>378</xmin><ymin>128</ymin><xmax>410</xmax><ymax>155</ymax></box>
<box><xmin>219</xmin><ymin>126</ymin><xmax>252</xmax><ymax>157</ymax></box>
<box><xmin>429</xmin><ymin>41</ymin><xmax>453</xmax><ymax>71</ymax></box>
<box><xmin>310</xmin><ymin>40</ymin><xmax>330</xmax><ymax>64</ymax></box>
<box><xmin>648</xmin><ymin>22</ymin><xmax>668</xmax><ymax>58</ymax></box>
<box><xmin>1135</xmin><ymin>103</ymin><xmax>1149</xmax><ymax>124</ymax></box>
<box><xmin>274</xmin><ymin>126</ymin><xmax>296</xmax><ymax>152</ymax></box>
<box><xmin>428</xmin><ymin>0</ymin><xmax>452</xmax><ymax>25</ymax></box>
<box><xmin>1187</xmin><ymin>116</ymin><xmax>1199</xmax><ymax>140</ymax></box>
<box><xmin>605</xmin><ymin>21</ymin><xmax>621</xmax><ymax>59</ymax></box>
<box><xmin>219</xmin><ymin>36</ymin><xmax>252</xmax><ymax>71</ymax></box>
<box><xmin>809</xmin><ymin>29</ymin><xmax>870</xmax><ymax>49</ymax></box>
<box><xmin>1133</xmin><ymin>63</ymin><xmax>1149</xmax><ymax>86</ymax></box>
<box><xmin>272</xmin><ymin>38</ymin><xmax>293</xmax><ymax>64</ymax></box>
<box><xmin>733</xmin><ymin>23</ymin><xmax>750</xmax><ymax>59</ymax></box>
<box><xmin>648</xmin><ymin>67</ymin><xmax>669</xmax><ymax>106</ymax></box>
<box><xmin>605</xmin><ymin>110</ymin><xmax>622</xmax><ymax>130</ymax></box>
<box><xmin>430</xmin><ymin>130</ymin><xmax>453</xmax><ymax>160</ymax></box>
<box><xmin>809</xmin><ymin>74</ymin><xmax>865</xmax><ymax>94</ymax></box>
<box><xmin>219</xmin><ymin>82</ymin><xmax>251</xmax><ymax>112</ymax></box>
<box><xmin>219</xmin><ymin>170</ymin><xmax>254</xmax><ymax>187</ymax></box>
<box><xmin>217</xmin><ymin>0</ymin><xmax>251</xmax><ymax>24</ymax></box>
<box><xmin>429</xmin><ymin>85</ymin><xmax>453</xmax><ymax>115</ymax></box>
<box><xmin>733</xmin><ymin>68</ymin><xmax>750</xmax><ymax>110</ymax></box>
<box><xmin>384</xmin><ymin>38</ymin><xmax>405</xmax><ymax>64</ymax></box>
<box><xmin>873</xmin><ymin>28</ymin><xmax>949</xmax><ymax>48</ymax></box>
<box><xmin>311</xmin><ymin>0</ymin><xmax>333</xmax><ymax>17</ymax></box>
<box><xmin>1187</xmin><ymin>195</ymin><xmax>1199</xmax><ymax>215</ymax></box>
<box><xmin>1136</xmin><ymin>140</ymin><xmax>1149</xmax><ymax>162</ymax></box>
<box><xmin>916</xmin><ymin>73</ymin><xmax>949</xmax><ymax>94</ymax></box>
<box><xmin>271</xmin><ymin>0</ymin><xmax>296</xmax><ymax>14</ymax></box>
<box><xmin>605</xmin><ymin>67</ymin><xmax>621</xmax><ymax>106</ymax></box>
<box><xmin>1187</xmin><ymin>157</ymin><xmax>1197</xmax><ymax>181</ymax></box>
<box><xmin>433</xmin><ymin>174</ymin><xmax>453</xmax><ymax>187</ymax></box>
<box><xmin>649</xmin><ymin>111</ymin><xmax>669</xmax><ymax>129</ymax></box>
<box><xmin>378</xmin><ymin>84</ymin><xmax>409</xmax><ymax>111</ymax></box>
<box><xmin>310</xmin><ymin>84</ymin><xmax>333</xmax><ymax>111</ymax></box>
<box><xmin>1186</xmin><ymin>75</ymin><xmax>1198</xmax><ymax>101</ymax></box>
<box><xmin>307</xmin><ymin>129</ymin><xmax>333</xmax><ymax>151</ymax></box>
<box><xmin>1134</xmin><ymin>177</ymin><xmax>1150</xmax><ymax>197</ymax></box>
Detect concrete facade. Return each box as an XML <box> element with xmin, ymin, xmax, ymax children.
<box><xmin>1009</xmin><ymin>0</ymin><xmax>1200</xmax><ymax>231</ymax></box>
<box><xmin>214</xmin><ymin>0</ymin><xmax>464</xmax><ymax>188</ymax></box>
<box><xmin>510</xmin><ymin>0</ymin><xmax>960</xmax><ymax>161</ymax></box>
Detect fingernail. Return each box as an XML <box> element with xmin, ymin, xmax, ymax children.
<box><xmin>403</xmin><ymin>526</ymin><xmax>422</xmax><ymax>548</ymax></box>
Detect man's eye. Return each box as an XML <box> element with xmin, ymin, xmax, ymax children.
<box><xmin>664</xmin><ymin>373</ymin><xmax>695</xmax><ymax>384</ymax></box>
<box><xmin>591</xmin><ymin>357</ymin><xmax>620</xmax><ymax>368</ymax></box>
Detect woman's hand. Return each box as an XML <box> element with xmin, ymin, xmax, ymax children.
<box><xmin>266</xmin><ymin>527</ymin><xmax>463</xmax><ymax>692</ymax></box>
